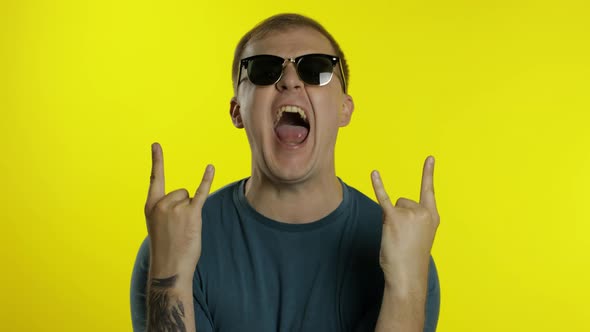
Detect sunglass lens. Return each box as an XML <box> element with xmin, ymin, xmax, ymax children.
<box><xmin>298</xmin><ymin>55</ymin><xmax>334</xmax><ymax>86</ymax></box>
<box><xmin>247</xmin><ymin>56</ymin><xmax>283</xmax><ymax>85</ymax></box>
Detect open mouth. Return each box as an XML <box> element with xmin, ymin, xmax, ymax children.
<box><xmin>274</xmin><ymin>105</ymin><xmax>310</xmax><ymax>145</ymax></box>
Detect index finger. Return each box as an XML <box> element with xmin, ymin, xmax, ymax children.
<box><xmin>371</xmin><ymin>170</ymin><xmax>395</xmax><ymax>217</ymax></box>
<box><xmin>419</xmin><ymin>155</ymin><xmax>437</xmax><ymax>213</ymax></box>
<box><xmin>190</xmin><ymin>164</ymin><xmax>215</xmax><ymax>211</ymax></box>
<box><xmin>146</xmin><ymin>142</ymin><xmax>165</xmax><ymax>212</ymax></box>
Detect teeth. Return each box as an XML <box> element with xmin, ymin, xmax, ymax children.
<box><xmin>276</xmin><ymin>105</ymin><xmax>307</xmax><ymax>124</ymax></box>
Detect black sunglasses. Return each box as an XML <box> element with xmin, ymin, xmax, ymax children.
<box><xmin>238</xmin><ymin>53</ymin><xmax>347</xmax><ymax>92</ymax></box>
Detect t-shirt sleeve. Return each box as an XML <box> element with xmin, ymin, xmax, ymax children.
<box><xmin>353</xmin><ymin>256</ymin><xmax>440</xmax><ymax>332</ymax></box>
<box><xmin>129</xmin><ymin>237</ymin><xmax>215</xmax><ymax>332</ymax></box>
<box><xmin>424</xmin><ymin>256</ymin><xmax>441</xmax><ymax>332</ymax></box>
<box><xmin>130</xmin><ymin>237</ymin><xmax>150</xmax><ymax>332</ymax></box>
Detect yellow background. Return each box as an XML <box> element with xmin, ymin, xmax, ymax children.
<box><xmin>1</xmin><ymin>0</ymin><xmax>588</xmax><ymax>331</ymax></box>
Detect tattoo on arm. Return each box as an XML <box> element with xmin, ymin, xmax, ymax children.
<box><xmin>147</xmin><ymin>275</ymin><xmax>187</xmax><ymax>332</ymax></box>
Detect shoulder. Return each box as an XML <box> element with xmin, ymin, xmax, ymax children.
<box><xmin>343</xmin><ymin>182</ymin><xmax>382</xmax><ymax>222</ymax></box>
<box><xmin>198</xmin><ymin>179</ymin><xmax>248</xmax><ymax>244</ymax></box>
<box><xmin>424</xmin><ymin>256</ymin><xmax>441</xmax><ymax>331</ymax></box>
<box><xmin>347</xmin><ymin>185</ymin><xmax>379</xmax><ymax>207</ymax></box>
<box><xmin>339</xmin><ymin>182</ymin><xmax>384</xmax><ymax>250</ymax></box>
<box><xmin>203</xmin><ymin>179</ymin><xmax>242</xmax><ymax>207</ymax></box>
<box><xmin>133</xmin><ymin>236</ymin><xmax>150</xmax><ymax>267</ymax></box>
<box><xmin>130</xmin><ymin>236</ymin><xmax>150</xmax><ymax>330</ymax></box>
<box><xmin>201</xmin><ymin>179</ymin><xmax>244</xmax><ymax>219</ymax></box>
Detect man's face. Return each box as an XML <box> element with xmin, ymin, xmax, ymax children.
<box><xmin>231</xmin><ymin>26</ymin><xmax>354</xmax><ymax>184</ymax></box>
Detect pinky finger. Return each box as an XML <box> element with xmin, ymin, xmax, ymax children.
<box><xmin>371</xmin><ymin>170</ymin><xmax>395</xmax><ymax>215</ymax></box>
<box><xmin>191</xmin><ymin>164</ymin><xmax>215</xmax><ymax>209</ymax></box>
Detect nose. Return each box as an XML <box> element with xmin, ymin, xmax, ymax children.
<box><xmin>276</xmin><ymin>61</ymin><xmax>303</xmax><ymax>91</ymax></box>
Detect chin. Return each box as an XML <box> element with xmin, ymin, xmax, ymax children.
<box><xmin>264</xmin><ymin>159</ymin><xmax>315</xmax><ymax>184</ymax></box>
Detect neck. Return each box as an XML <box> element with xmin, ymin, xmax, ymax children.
<box><xmin>244</xmin><ymin>170</ymin><xmax>343</xmax><ymax>224</ymax></box>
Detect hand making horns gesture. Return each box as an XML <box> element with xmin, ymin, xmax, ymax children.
<box><xmin>371</xmin><ymin>156</ymin><xmax>440</xmax><ymax>288</ymax></box>
<box><xmin>144</xmin><ymin>143</ymin><xmax>215</xmax><ymax>280</ymax></box>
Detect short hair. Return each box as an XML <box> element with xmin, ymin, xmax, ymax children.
<box><xmin>232</xmin><ymin>13</ymin><xmax>349</xmax><ymax>93</ymax></box>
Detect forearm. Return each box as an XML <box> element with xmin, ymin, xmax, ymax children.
<box><xmin>374</xmin><ymin>281</ymin><xmax>427</xmax><ymax>332</ymax></box>
<box><xmin>147</xmin><ymin>274</ymin><xmax>196</xmax><ymax>332</ymax></box>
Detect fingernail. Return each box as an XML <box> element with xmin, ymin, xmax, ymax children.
<box><xmin>372</xmin><ymin>170</ymin><xmax>379</xmax><ymax>180</ymax></box>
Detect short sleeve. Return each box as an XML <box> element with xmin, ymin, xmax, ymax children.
<box><xmin>130</xmin><ymin>237</ymin><xmax>150</xmax><ymax>332</ymax></box>
<box><xmin>424</xmin><ymin>256</ymin><xmax>441</xmax><ymax>332</ymax></box>
<box><xmin>193</xmin><ymin>268</ymin><xmax>215</xmax><ymax>332</ymax></box>
<box><xmin>353</xmin><ymin>256</ymin><xmax>440</xmax><ymax>332</ymax></box>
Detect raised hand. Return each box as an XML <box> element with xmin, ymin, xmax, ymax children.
<box><xmin>144</xmin><ymin>142</ymin><xmax>215</xmax><ymax>280</ymax></box>
<box><xmin>371</xmin><ymin>156</ymin><xmax>440</xmax><ymax>289</ymax></box>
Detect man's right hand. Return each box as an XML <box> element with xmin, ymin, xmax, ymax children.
<box><xmin>144</xmin><ymin>142</ymin><xmax>215</xmax><ymax>280</ymax></box>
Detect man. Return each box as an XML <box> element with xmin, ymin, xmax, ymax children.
<box><xmin>131</xmin><ymin>13</ymin><xmax>440</xmax><ymax>332</ymax></box>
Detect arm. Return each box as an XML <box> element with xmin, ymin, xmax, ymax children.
<box><xmin>371</xmin><ymin>157</ymin><xmax>440</xmax><ymax>332</ymax></box>
<box><xmin>147</xmin><ymin>274</ymin><xmax>195</xmax><ymax>332</ymax></box>
<box><xmin>143</xmin><ymin>143</ymin><xmax>215</xmax><ymax>332</ymax></box>
<box><xmin>375</xmin><ymin>282</ymin><xmax>427</xmax><ymax>332</ymax></box>
<box><xmin>131</xmin><ymin>247</ymin><xmax>197</xmax><ymax>332</ymax></box>
<box><xmin>131</xmin><ymin>237</ymin><xmax>216</xmax><ymax>332</ymax></box>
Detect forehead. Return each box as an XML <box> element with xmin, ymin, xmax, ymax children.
<box><xmin>242</xmin><ymin>27</ymin><xmax>336</xmax><ymax>59</ymax></box>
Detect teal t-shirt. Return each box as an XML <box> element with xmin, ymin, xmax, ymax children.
<box><xmin>131</xmin><ymin>179</ymin><xmax>440</xmax><ymax>331</ymax></box>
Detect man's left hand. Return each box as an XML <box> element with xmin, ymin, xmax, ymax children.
<box><xmin>371</xmin><ymin>156</ymin><xmax>440</xmax><ymax>291</ymax></box>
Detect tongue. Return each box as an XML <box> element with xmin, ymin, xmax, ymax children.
<box><xmin>275</xmin><ymin>124</ymin><xmax>309</xmax><ymax>145</ymax></box>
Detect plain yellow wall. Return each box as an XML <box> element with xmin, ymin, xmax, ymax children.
<box><xmin>1</xmin><ymin>0</ymin><xmax>589</xmax><ymax>331</ymax></box>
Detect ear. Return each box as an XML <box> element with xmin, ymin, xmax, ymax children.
<box><xmin>230</xmin><ymin>97</ymin><xmax>244</xmax><ymax>128</ymax></box>
<box><xmin>338</xmin><ymin>94</ymin><xmax>354</xmax><ymax>127</ymax></box>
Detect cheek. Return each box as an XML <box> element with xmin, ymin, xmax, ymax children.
<box><xmin>240</xmin><ymin>90</ymin><xmax>273</xmax><ymax>130</ymax></box>
<box><xmin>309</xmin><ymin>93</ymin><xmax>342</xmax><ymax>122</ymax></box>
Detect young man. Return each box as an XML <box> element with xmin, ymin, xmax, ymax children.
<box><xmin>131</xmin><ymin>13</ymin><xmax>440</xmax><ymax>332</ymax></box>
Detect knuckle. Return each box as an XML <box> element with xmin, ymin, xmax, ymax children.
<box><xmin>144</xmin><ymin>203</ymin><xmax>151</xmax><ymax>216</ymax></box>
<box><xmin>423</xmin><ymin>209</ymin><xmax>440</xmax><ymax>226</ymax></box>
<box><xmin>171</xmin><ymin>203</ymin><xmax>185</xmax><ymax>215</ymax></box>
<box><xmin>416</xmin><ymin>208</ymin><xmax>429</xmax><ymax>219</ymax></box>
<box><xmin>195</xmin><ymin>188</ymin><xmax>202</xmax><ymax>197</ymax></box>
<box><xmin>395</xmin><ymin>197</ymin><xmax>407</xmax><ymax>206</ymax></box>
<box><xmin>153</xmin><ymin>200</ymin><xmax>167</xmax><ymax>214</ymax></box>
<box><xmin>393</xmin><ymin>207</ymin><xmax>412</xmax><ymax>219</ymax></box>
<box><xmin>433</xmin><ymin>213</ymin><xmax>441</xmax><ymax>225</ymax></box>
